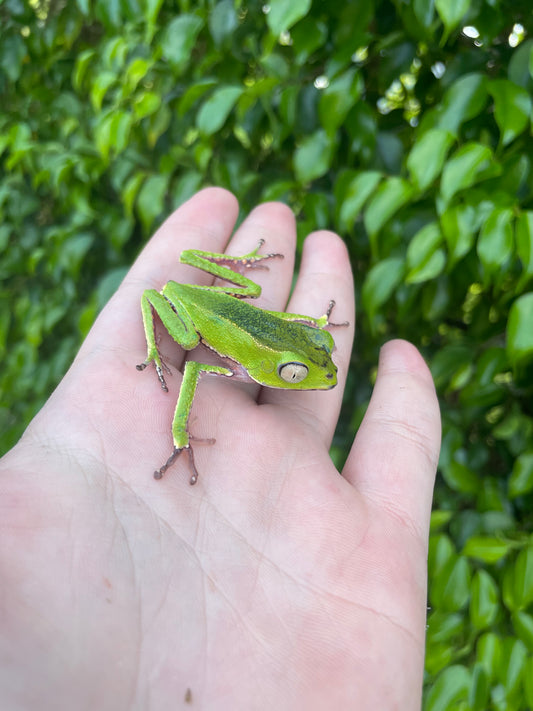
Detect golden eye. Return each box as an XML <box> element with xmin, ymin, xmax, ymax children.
<box><xmin>278</xmin><ymin>362</ymin><xmax>309</xmax><ymax>383</ymax></box>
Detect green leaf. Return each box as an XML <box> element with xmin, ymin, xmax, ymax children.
<box><xmin>526</xmin><ymin>657</ymin><xmax>533</xmax><ymax>709</ymax></box>
<box><xmin>433</xmin><ymin>555</ymin><xmax>472</xmax><ymax>610</ymax></box>
<box><xmin>293</xmin><ymin>130</ymin><xmax>335</xmax><ymax>183</ymax></box>
<box><xmin>516</xmin><ymin>211</ymin><xmax>533</xmax><ymax>289</ymax></box>
<box><xmin>159</xmin><ymin>14</ymin><xmax>204</xmax><ymax>71</ymax></box>
<box><xmin>123</xmin><ymin>58</ymin><xmax>152</xmax><ymax>96</ymax></box>
<box><xmin>291</xmin><ymin>17</ymin><xmax>328</xmax><ymax>65</ymax></box>
<box><xmin>364</xmin><ymin>177</ymin><xmax>413</xmax><ymax>237</ymax></box>
<box><xmin>361</xmin><ymin>257</ymin><xmax>405</xmax><ymax>321</ymax></box>
<box><xmin>335</xmin><ymin>170</ymin><xmax>382</xmax><ymax>233</ymax></box>
<box><xmin>497</xmin><ymin>638</ymin><xmax>527</xmax><ymax>694</ymax></box>
<box><xmin>440</xmin><ymin>203</ymin><xmax>476</xmax><ymax>266</ymax></box>
<box><xmin>509</xmin><ymin>451</ymin><xmax>533</xmax><ymax>498</ymax></box>
<box><xmin>136</xmin><ymin>174</ymin><xmax>168</xmax><ymax>231</ymax></box>
<box><xmin>435</xmin><ymin>0</ymin><xmax>471</xmax><ymax>37</ymax></box>
<box><xmin>476</xmin><ymin>632</ymin><xmax>502</xmax><ymax>682</ymax></box>
<box><xmin>0</xmin><ymin>34</ymin><xmax>27</xmax><ymax>82</ymax></box>
<box><xmin>406</xmin><ymin>222</ymin><xmax>446</xmax><ymax>284</ymax></box>
<box><xmin>90</xmin><ymin>71</ymin><xmax>116</xmax><ymax>112</ymax></box>
<box><xmin>266</xmin><ymin>0</ymin><xmax>311</xmax><ymax>36</ymax></box>
<box><xmin>509</xmin><ymin>38</ymin><xmax>533</xmax><ymax>88</ymax></box>
<box><xmin>72</xmin><ymin>49</ymin><xmax>95</xmax><ymax>91</ymax></box>
<box><xmin>440</xmin><ymin>142</ymin><xmax>493</xmax><ymax>206</ymax></box>
<box><xmin>441</xmin><ymin>459</ymin><xmax>480</xmax><ymax>494</ymax></box>
<box><xmin>512</xmin><ymin>611</ymin><xmax>533</xmax><ymax>651</ymax></box>
<box><xmin>470</xmin><ymin>569</ymin><xmax>499</xmax><ymax>629</ymax></box>
<box><xmin>178</xmin><ymin>79</ymin><xmax>218</xmax><ymax>117</ymax></box>
<box><xmin>462</xmin><ymin>536</ymin><xmax>512</xmax><ymax>564</ymax></box>
<box><xmin>477</xmin><ymin>207</ymin><xmax>514</xmax><ymax>277</ymax></box>
<box><xmin>413</xmin><ymin>0</ymin><xmax>436</xmax><ymax>27</ymax></box>
<box><xmin>143</xmin><ymin>0</ymin><xmax>164</xmax><ymax>26</ymax></box>
<box><xmin>425</xmin><ymin>665</ymin><xmax>470</xmax><ymax>711</ymax></box>
<box><xmin>121</xmin><ymin>171</ymin><xmax>146</xmax><ymax>217</ymax></box>
<box><xmin>407</xmin><ymin>129</ymin><xmax>454</xmax><ymax>191</ymax></box>
<box><xmin>208</xmin><ymin>0</ymin><xmax>238</xmax><ymax>46</ymax></box>
<box><xmin>134</xmin><ymin>92</ymin><xmax>161</xmax><ymax>120</ymax></box>
<box><xmin>433</xmin><ymin>73</ymin><xmax>488</xmax><ymax>135</ymax></box>
<box><xmin>512</xmin><ymin>546</ymin><xmax>533</xmax><ymax>609</ymax></box>
<box><xmin>196</xmin><ymin>86</ymin><xmax>243</xmax><ymax>136</ymax></box>
<box><xmin>507</xmin><ymin>293</ymin><xmax>533</xmax><ymax>367</ymax></box>
<box><xmin>318</xmin><ymin>69</ymin><xmax>363</xmax><ymax>132</ymax></box>
<box><xmin>468</xmin><ymin>663</ymin><xmax>490</xmax><ymax>711</ymax></box>
<box><xmin>489</xmin><ymin>79</ymin><xmax>532</xmax><ymax>146</ymax></box>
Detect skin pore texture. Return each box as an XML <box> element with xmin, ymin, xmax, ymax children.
<box><xmin>0</xmin><ymin>188</ymin><xmax>441</xmax><ymax>710</ymax></box>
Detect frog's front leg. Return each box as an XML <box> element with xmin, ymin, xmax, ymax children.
<box><xmin>136</xmin><ymin>286</ymin><xmax>199</xmax><ymax>390</ymax></box>
<box><xmin>155</xmin><ymin>360</ymin><xmax>233</xmax><ymax>484</ymax></box>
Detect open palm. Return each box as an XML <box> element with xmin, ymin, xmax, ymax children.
<box><xmin>0</xmin><ymin>188</ymin><xmax>441</xmax><ymax>710</ymax></box>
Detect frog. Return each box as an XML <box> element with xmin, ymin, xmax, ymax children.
<box><xmin>136</xmin><ymin>240</ymin><xmax>344</xmax><ymax>484</ymax></box>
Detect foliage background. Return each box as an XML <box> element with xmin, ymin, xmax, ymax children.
<box><xmin>2</xmin><ymin>0</ymin><xmax>533</xmax><ymax>707</ymax></box>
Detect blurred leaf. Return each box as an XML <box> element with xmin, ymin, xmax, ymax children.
<box><xmin>512</xmin><ymin>546</ymin><xmax>533</xmax><ymax>609</ymax></box>
<box><xmin>440</xmin><ymin>203</ymin><xmax>476</xmax><ymax>267</ymax></box>
<box><xmin>143</xmin><ymin>0</ymin><xmax>164</xmax><ymax>26</ymax></box>
<box><xmin>291</xmin><ymin>17</ymin><xmax>328</xmax><ymax>65</ymax></box>
<box><xmin>435</xmin><ymin>0</ymin><xmax>471</xmax><ymax>37</ymax></box>
<box><xmin>407</xmin><ymin>129</ymin><xmax>454</xmax><ymax>191</ymax></box>
<box><xmin>90</xmin><ymin>71</ymin><xmax>116</xmax><ymax>111</ymax></box>
<box><xmin>318</xmin><ymin>69</ymin><xmax>363</xmax><ymax>132</ymax></box>
<box><xmin>133</xmin><ymin>91</ymin><xmax>161</xmax><ymax>120</ymax></box>
<box><xmin>476</xmin><ymin>632</ymin><xmax>502</xmax><ymax>682</ymax></box>
<box><xmin>468</xmin><ymin>663</ymin><xmax>490</xmax><ymax>711</ymax></box>
<box><xmin>509</xmin><ymin>451</ymin><xmax>533</xmax><ymax>498</ymax></box>
<box><xmin>507</xmin><ymin>293</ymin><xmax>533</xmax><ymax>368</ymax></box>
<box><xmin>413</xmin><ymin>0</ymin><xmax>436</xmax><ymax>27</ymax></box>
<box><xmin>512</xmin><ymin>610</ymin><xmax>533</xmax><ymax>651</ymax></box>
<box><xmin>197</xmin><ymin>86</ymin><xmax>243</xmax><ymax>135</ymax></box>
<box><xmin>489</xmin><ymin>79</ymin><xmax>532</xmax><ymax>146</ymax></box>
<box><xmin>136</xmin><ymin>174</ymin><xmax>168</xmax><ymax>231</ymax></box>
<box><xmin>208</xmin><ymin>0</ymin><xmax>238</xmax><ymax>46</ymax></box>
<box><xmin>293</xmin><ymin>130</ymin><xmax>335</xmax><ymax>183</ymax></box>
<box><xmin>430</xmin><ymin>73</ymin><xmax>488</xmax><ymax>136</ymax></box>
<box><xmin>361</xmin><ymin>257</ymin><xmax>405</xmax><ymax>322</ymax></box>
<box><xmin>159</xmin><ymin>14</ymin><xmax>204</xmax><ymax>71</ymax></box>
<box><xmin>335</xmin><ymin>170</ymin><xmax>382</xmax><ymax>233</ymax></box>
<box><xmin>406</xmin><ymin>222</ymin><xmax>446</xmax><ymax>284</ymax></box>
<box><xmin>364</xmin><ymin>177</ymin><xmax>413</xmax><ymax>238</ymax></box>
<box><xmin>470</xmin><ymin>569</ymin><xmax>499</xmax><ymax>630</ymax></box>
<box><xmin>424</xmin><ymin>665</ymin><xmax>470</xmax><ymax>711</ymax></box>
<box><xmin>497</xmin><ymin>637</ymin><xmax>527</xmax><ymax>694</ymax></box>
<box><xmin>516</xmin><ymin>211</ymin><xmax>533</xmax><ymax>290</ymax></box>
<box><xmin>266</xmin><ymin>0</ymin><xmax>311</xmax><ymax>36</ymax></box>
<box><xmin>431</xmin><ymin>555</ymin><xmax>471</xmax><ymax>611</ymax></box>
<box><xmin>440</xmin><ymin>143</ymin><xmax>493</xmax><ymax>206</ymax></box>
<box><xmin>462</xmin><ymin>536</ymin><xmax>512</xmax><ymax>564</ymax></box>
<box><xmin>477</xmin><ymin>207</ymin><xmax>514</xmax><ymax>278</ymax></box>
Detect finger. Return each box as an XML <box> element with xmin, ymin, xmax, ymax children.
<box><xmin>260</xmin><ymin>230</ymin><xmax>355</xmax><ymax>447</ymax></box>
<box><xmin>222</xmin><ymin>200</ymin><xmax>297</xmax><ymax>312</ymax></box>
<box><xmin>80</xmin><ymin>187</ymin><xmax>240</xmax><ymax>358</ymax></box>
<box><xmin>189</xmin><ymin>200</ymin><xmax>298</xmax><ymax>403</ymax></box>
<box><xmin>343</xmin><ymin>340</ymin><xmax>441</xmax><ymax>537</ymax></box>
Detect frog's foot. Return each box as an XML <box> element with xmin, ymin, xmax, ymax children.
<box><xmin>242</xmin><ymin>238</ymin><xmax>283</xmax><ymax>269</ymax></box>
<box><xmin>153</xmin><ymin>445</ymin><xmax>200</xmax><ymax>485</ymax></box>
<box><xmin>136</xmin><ymin>355</ymin><xmax>172</xmax><ymax>392</ymax></box>
<box><xmin>325</xmin><ymin>299</ymin><xmax>349</xmax><ymax>328</ymax></box>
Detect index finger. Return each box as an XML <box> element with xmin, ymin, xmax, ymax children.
<box><xmin>79</xmin><ymin>187</ymin><xmax>240</xmax><ymax>359</ymax></box>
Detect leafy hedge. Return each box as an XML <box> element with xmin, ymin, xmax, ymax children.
<box><xmin>2</xmin><ymin>0</ymin><xmax>533</xmax><ymax>707</ymax></box>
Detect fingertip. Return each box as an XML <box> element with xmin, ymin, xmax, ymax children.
<box><xmin>378</xmin><ymin>340</ymin><xmax>436</xmax><ymax>389</ymax></box>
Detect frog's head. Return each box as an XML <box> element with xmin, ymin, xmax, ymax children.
<box><xmin>249</xmin><ymin>327</ymin><xmax>339</xmax><ymax>390</ymax></box>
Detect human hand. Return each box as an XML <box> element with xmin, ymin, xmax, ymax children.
<box><xmin>0</xmin><ymin>188</ymin><xmax>440</xmax><ymax>710</ymax></box>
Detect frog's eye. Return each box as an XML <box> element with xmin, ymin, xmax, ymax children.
<box><xmin>278</xmin><ymin>362</ymin><xmax>309</xmax><ymax>384</ymax></box>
